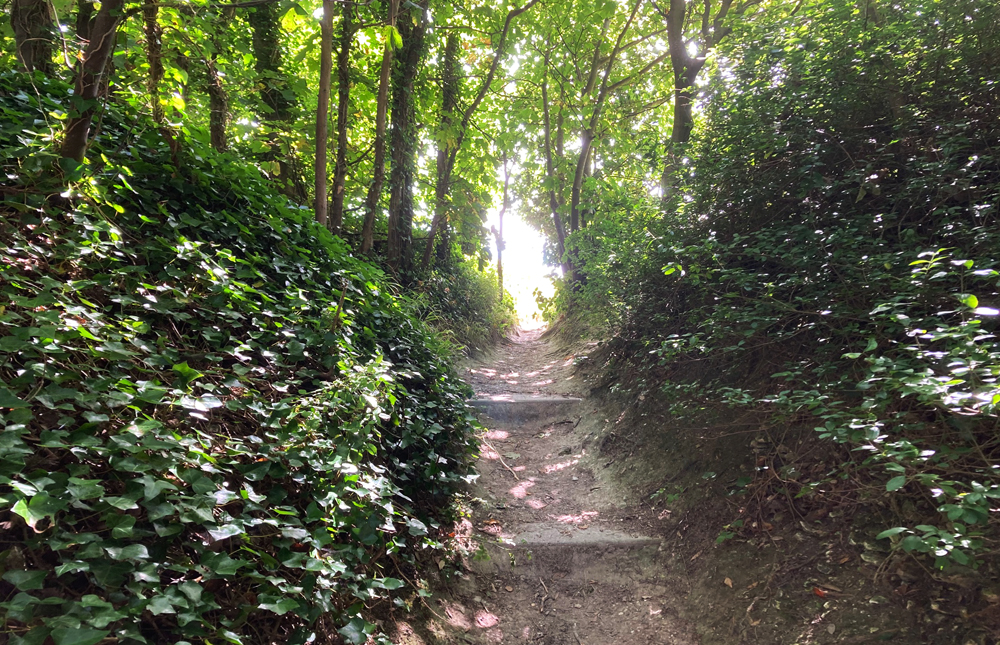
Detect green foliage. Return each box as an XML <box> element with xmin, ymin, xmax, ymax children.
<box><xmin>577</xmin><ymin>0</ymin><xmax>1000</xmax><ymax>567</ymax></box>
<box><xmin>414</xmin><ymin>262</ymin><xmax>517</xmax><ymax>355</ymax></box>
<box><xmin>0</xmin><ymin>72</ymin><xmax>477</xmax><ymax>643</ymax></box>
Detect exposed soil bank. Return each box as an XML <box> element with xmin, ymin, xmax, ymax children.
<box><xmin>392</xmin><ymin>328</ymin><xmax>991</xmax><ymax>645</ymax></box>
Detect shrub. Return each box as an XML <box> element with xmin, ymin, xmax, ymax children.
<box><xmin>0</xmin><ymin>72</ymin><xmax>477</xmax><ymax>644</ymax></box>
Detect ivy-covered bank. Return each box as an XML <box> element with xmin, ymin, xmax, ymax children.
<box><xmin>0</xmin><ymin>72</ymin><xmax>477</xmax><ymax>645</ymax></box>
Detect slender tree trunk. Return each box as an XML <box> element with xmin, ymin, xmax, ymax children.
<box><xmin>568</xmin><ymin>0</ymin><xmax>642</xmax><ymax>237</ymax></box>
<box><xmin>60</xmin><ymin>0</ymin><xmax>125</xmax><ymax>163</ymax></box>
<box><xmin>497</xmin><ymin>156</ymin><xmax>510</xmax><ymax>298</ymax></box>
<box><xmin>659</xmin><ymin>0</ymin><xmax>736</xmax><ymax>203</ymax></box>
<box><xmin>144</xmin><ymin>3</ymin><xmax>164</xmax><ymax>124</ymax></box>
<box><xmin>11</xmin><ymin>0</ymin><xmax>55</xmax><ymax>74</ymax></box>
<box><xmin>314</xmin><ymin>0</ymin><xmax>334</xmax><ymax>226</ymax></box>
<box><xmin>330</xmin><ymin>3</ymin><xmax>355</xmax><ymax>234</ymax></box>
<box><xmin>204</xmin><ymin>7</ymin><xmax>232</xmax><ymax>152</ymax></box>
<box><xmin>569</xmin><ymin>129</ymin><xmax>593</xmax><ymax>232</ymax></box>
<box><xmin>386</xmin><ymin>0</ymin><xmax>428</xmax><ymax>276</ymax></box>
<box><xmin>420</xmin><ymin>0</ymin><xmax>541</xmax><ymax>270</ymax></box>
<box><xmin>76</xmin><ymin>0</ymin><xmax>95</xmax><ymax>42</ymax></box>
<box><xmin>361</xmin><ymin>0</ymin><xmax>399</xmax><ymax>254</ymax></box>
<box><xmin>249</xmin><ymin>3</ymin><xmax>302</xmax><ymax>200</ymax></box>
<box><xmin>207</xmin><ymin>62</ymin><xmax>228</xmax><ymax>151</ymax></box>
<box><xmin>422</xmin><ymin>31</ymin><xmax>460</xmax><ymax>269</ymax></box>
<box><xmin>249</xmin><ymin>3</ymin><xmax>291</xmax><ymax>121</ymax></box>
<box><xmin>541</xmin><ymin>57</ymin><xmax>569</xmax><ymax>277</ymax></box>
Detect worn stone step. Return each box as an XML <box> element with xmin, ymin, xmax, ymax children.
<box><xmin>467</xmin><ymin>396</ymin><xmax>583</xmax><ymax>425</ymax></box>
<box><xmin>469</xmin><ymin>523</ymin><xmax>662</xmax><ymax>579</ymax></box>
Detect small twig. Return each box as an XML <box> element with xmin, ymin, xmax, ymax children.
<box><xmin>573</xmin><ymin>622</ymin><xmax>584</xmax><ymax>645</ymax></box>
<box><xmin>482</xmin><ymin>437</ymin><xmax>519</xmax><ymax>480</ymax></box>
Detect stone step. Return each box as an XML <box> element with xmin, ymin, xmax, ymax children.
<box><xmin>467</xmin><ymin>396</ymin><xmax>584</xmax><ymax>425</ymax></box>
<box><xmin>470</xmin><ymin>523</ymin><xmax>662</xmax><ymax>579</ymax></box>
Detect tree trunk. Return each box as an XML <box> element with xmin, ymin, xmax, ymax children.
<box><xmin>249</xmin><ymin>3</ymin><xmax>301</xmax><ymax>200</ymax></box>
<box><xmin>11</xmin><ymin>0</ymin><xmax>54</xmax><ymax>74</ymax></box>
<box><xmin>569</xmin><ymin>128</ymin><xmax>593</xmax><ymax>232</ymax></box>
<box><xmin>568</xmin><ymin>0</ymin><xmax>642</xmax><ymax>238</ymax></box>
<box><xmin>659</xmin><ymin>0</ymin><xmax>735</xmax><ymax>203</ymax></box>
<box><xmin>207</xmin><ymin>62</ymin><xmax>228</xmax><ymax>151</ymax></box>
<box><xmin>314</xmin><ymin>0</ymin><xmax>334</xmax><ymax>226</ymax></box>
<box><xmin>541</xmin><ymin>58</ymin><xmax>570</xmax><ymax>277</ymax></box>
<box><xmin>422</xmin><ymin>31</ymin><xmax>460</xmax><ymax>269</ymax></box>
<box><xmin>330</xmin><ymin>3</ymin><xmax>355</xmax><ymax>234</ymax></box>
<box><xmin>205</xmin><ymin>7</ymin><xmax>232</xmax><ymax>152</ymax></box>
<box><xmin>420</xmin><ymin>0</ymin><xmax>540</xmax><ymax>270</ymax></box>
<box><xmin>144</xmin><ymin>2</ymin><xmax>164</xmax><ymax>124</ymax></box>
<box><xmin>60</xmin><ymin>0</ymin><xmax>125</xmax><ymax>163</ymax></box>
<box><xmin>386</xmin><ymin>0</ymin><xmax>427</xmax><ymax>276</ymax></box>
<box><xmin>361</xmin><ymin>0</ymin><xmax>399</xmax><ymax>254</ymax></box>
<box><xmin>76</xmin><ymin>0</ymin><xmax>95</xmax><ymax>42</ymax></box>
<box><xmin>497</xmin><ymin>156</ymin><xmax>510</xmax><ymax>298</ymax></box>
<box><xmin>249</xmin><ymin>3</ymin><xmax>292</xmax><ymax>121</ymax></box>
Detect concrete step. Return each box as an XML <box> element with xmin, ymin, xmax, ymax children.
<box><xmin>467</xmin><ymin>396</ymin><xmax>583</xmax><ymax>425</ymax></box>
<box><xmin>470</xmin><ymin>523</ymin><xmax>662</xmax><ymax>580</ymax></box>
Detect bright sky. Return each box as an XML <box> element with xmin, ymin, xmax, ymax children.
<box><xmin>484</xmin><ymin>207</ymin><xmax>555</xmax><ymax>328</ymax></box>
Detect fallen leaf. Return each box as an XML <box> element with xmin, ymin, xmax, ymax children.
<box><xmin>827</xmin><ymin>624</ymin><xmax>836</xmax><ymax>635</ymax></box>
<box><xmin>818</xmin><ymin>582</ymin><xmax>844</xmax><ymax>592</ymax></box>
<box><xmin>838</xmin><ymin>556</ymin><xmax>851</xmax><ymax>564</ymax></box>
<box><xmin>813</xmin><ymin>587</ymin><xmax>827</xmax><ymax>598</ymax></box>
<box><xmin>690</xmin><ymin>551</ymin><xmax>702</xmax><ymax>561</ymax></box>
<box><xmin>578</xmin><ymin>524</ymin><xmax>589</xmax><ymax>530</ymax></box>
<box><xmin>746</xmin><ymin>581</ymin><xmax>759</xmax><ymax>590</ymax></box>
<box><xmin>505</xmin><ymin>586</ymin><xmax>514</xmax><ymax>592</ymax></box>
<box><xmin>504</xmin><ymin>452</ymin><xmax>520</xmax><ymax>460</ymax></box>
<box><xmin>724</xmin><ymin>578</ymin><xmax>733</xmax><ymax>588</ymax></box>
<box><xmin>437</xmin><ymin>560</ymin><xmax>444</xmax><ymax>570</ymax></box>
<box><xmin>749</xmin><ymin>618</ymin><xmax>761</xmax><ymax>626</ymax></box>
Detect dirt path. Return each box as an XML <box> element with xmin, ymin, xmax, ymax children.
<box><xmin>399</xmin><ymin>330</ymin><xmax>699</xmax><ymax>644</ymax></box>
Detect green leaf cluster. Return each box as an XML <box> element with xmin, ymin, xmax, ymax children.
<box><xmin>565</xmin><ymin>0</ymin><xmax>1000</xmax><ymax>568</ymax></box>
<box><xmin>0</xmin><ymin>71</ymin><xmax>476</xmax><ymax>643</ymax></box>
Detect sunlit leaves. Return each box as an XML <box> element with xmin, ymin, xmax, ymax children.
<box><xmin>0</xmin><ymin>71</ymin><xmax>476</xmax><ymax>643</ymax></box>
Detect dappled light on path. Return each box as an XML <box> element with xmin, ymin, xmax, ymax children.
<box><xmin>424</xmin><ymin>331</ymin><xmax>699</xmax><ymax>645</ymax></box>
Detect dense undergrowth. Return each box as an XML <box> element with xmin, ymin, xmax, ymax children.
<box><xmin>414</xmin><ymin>262</ymin><xmax>516</xmax><ymax>356</ymax></box>
<box><xmin>0</xmin><ymin>72</ymin><xmax>480</xmax><ymax>644</ymax></box>
<box><xmin>573</xmin><ymin>1</ymin><xmax>1000</xmax><ymax>568</ymax></box>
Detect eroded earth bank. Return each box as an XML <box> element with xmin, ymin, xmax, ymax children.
<box><xmin>390</xmin><ymin>327</ymin><xmax>975</xmax><ymax>645</ymax></box>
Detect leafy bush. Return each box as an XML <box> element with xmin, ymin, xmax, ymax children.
<box><xmin>414</xmin><ymin>261</ymin><xmax>517</xmax><ymax>355</ymax></box>
<box><xmin>0</xmin><ymin>72</ymin><xmax>477</xmax><ymax>644</ymax></box>
<box><xmin>582</xmin><ymin>0</ymin><xmax>1000</xmax><ymax>567</ymax></box>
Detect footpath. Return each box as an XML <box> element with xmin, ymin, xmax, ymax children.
<box><xmin>397</xmin><ymin>329</ymin><xmax>698</xmax><ymax>645</ymax></box>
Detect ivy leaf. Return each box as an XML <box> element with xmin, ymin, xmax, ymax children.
<box><xmin>405</xmin><ymin>517</ymin><xmax>428</xmax><ymax>536</ymax></box>
<box><xmin>2</xmin><ymin>570</ymin><xmax>47</xmax><ymax>590</ymax></box>
<box><xmin>0</xmin><ymin>387</ymin><xmax>28</xmax><ymax>408</ymax></box>
<box><xmin>11</xmin><ymin>493</ymin><xmax>60</xmax><ymax>530</ymax></box>
<box><xmin>338</xmin><ymin>617</ymin><xmax>371</xmax><ymax>645</ymax></box>
<box><xmin>259</xmin><ymin>597</ymin><xmax>299</xmax><ymax>615</ymax></box>
<box><xmin>208</xmin><ymin>523</ymin><xmax>245</xmax><ymax>541</ymax></box>
<box><xmin>875</xmin><ymin>527</ymin><xmax>906</xmax><ymax>540</ymax></box>
<box><xmin>172</xmin><ymin>362</ymin><xmax>204</xmax><ymax>388</ymax></box>
<box><xmin>886</xmin><ymin>476</ymin><xmax>906</xmax><ymax>492</ymax></box>
<box><xmin>147</xmin><ymin>595</ymin><xmax>176</xmax><ymax>615</ymax></box>
<box><xmin>50</xmin><ymin>628</ymin><xmax>109</xmax><ymax>645</ymax></box>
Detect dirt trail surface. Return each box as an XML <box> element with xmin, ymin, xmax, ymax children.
<box><xmin>395</xmin><ymin>330</ymin><xmax>698</xmax><ymax>645</ymax></box>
